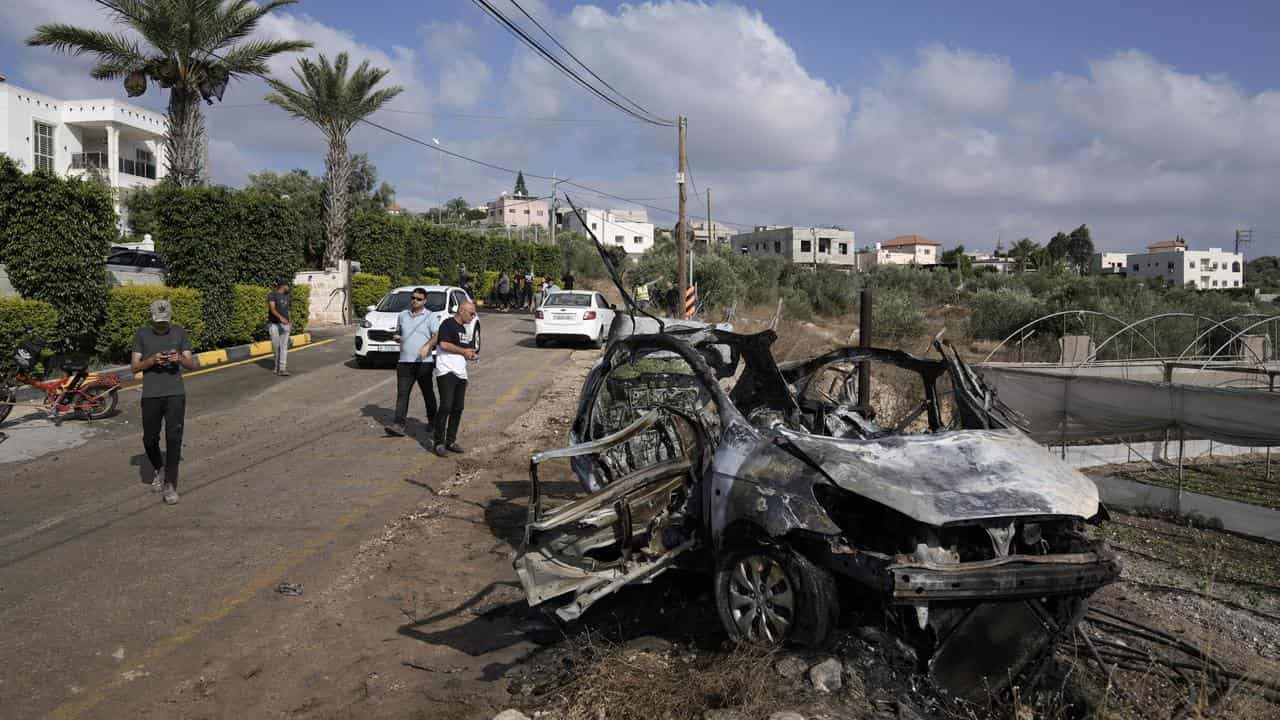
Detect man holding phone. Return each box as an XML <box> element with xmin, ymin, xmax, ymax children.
<box><xmin>130</xmin><ymin>299</ymin><xmax>197</xmax><ymax>505</ymax></box>
<box><xmin>431</xmin><ymin>300</ymin><xmax>478</xmax><ymax>457</ymax></box>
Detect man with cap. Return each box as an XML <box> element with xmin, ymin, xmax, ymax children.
<box><xmin>267</xmin><ymin>279</ymin><xmax>292</xmax><ymax>376</ymax></box>
<box><xmin>130</xmin><ymin>299</ymin><xmax>197</xmax><ymax>505</ymax></box>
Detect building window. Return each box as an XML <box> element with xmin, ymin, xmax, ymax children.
<box><xmin>1212</xmin><ymin>280</ymin><xmax>1218</xmax><ymax>287</ymax></box>
<box><xmin>839</xmin><ymin>243</ymin><xmax>848</xmax><ymax>255</ymax></box>
<box><xmin>633</xmin><ymin>236</ymin><xmax>642</xmax><ymax>244</ymax></box>
<box><xmin>1232</xmin><ymin>261</ymin><xmax>1241</xmax><ymax>272</ymax></box>
<box><xmin>1189</xmin><ymin>262</ymin><xmax>1195</xmax><ymax>269</ymax></box>
<box><xmin>1168</xmin><ymin>262</ymin><xmax>1175</xmax><ymax>271</ymax></box>
<box><xmin>1133</xmin><ymin>264</ymin><xmax>1140</xmax><ymax>271</ymax></box>
<box><xmin>800</xmin><ymin>239</ymin><xmax>812</xmax><ymax>253</ymax></box>
<box><xmin>591</xmin><ymin>222</ymin><xmax>597</xmax><ymax>230</ymax></box>
<box><xmin>524</xmin><ymin>209</ymin><xmax>530</xmax><ymax>215</ymax></box>
<box><xmin>615</xmin><ymin>235</ymin><xmax>624</xmax><ymax>244</ymax></box>
<box><xmin>818</xmin><ymin>237</ymin><xmax>831</xmax><ymax>253</ymax></box>
<box><xmin>33</xmin><ymin>121</ymin><xmax>55</xmax><ymax>172</ymax></box>
<box><xmin>774</xmin><ymin>241</ymin><xmax>781</xmax><ymax>253</ymax></box>
<box><xmin>1234</xmin><ymin>280</ymin><xmax>1240</xmax><ymax>287</ymax></box>
<box><xmin>537</xmin><ymin>209</ymin><xmax>543</xmax><ymax>216</ymax></box>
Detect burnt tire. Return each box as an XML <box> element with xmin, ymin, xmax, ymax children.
<box><xmin>81</xmin><ymin>386</ymin><xmax>118</xmax><ymax>420</ymax></box>
<box><xmin>714</xmin><ymin>543</ymin><xmax>839</xmax><ymax>648</ymax></box>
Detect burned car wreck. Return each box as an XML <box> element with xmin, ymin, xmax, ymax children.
<box><xmin>514</xmin><ymin>321</ymin><xmax>1119</xmax><ymax>700</ymax></box>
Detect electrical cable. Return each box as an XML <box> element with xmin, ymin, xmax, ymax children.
<box><xmin>504</xmin><ymin>0</ymin><xmax>672</xmax><ymax>124</ymax></box>
<box><xmin>469</xmin><ymin>0</ymin><xmax>674</xmax><ymax>127</ymax></box>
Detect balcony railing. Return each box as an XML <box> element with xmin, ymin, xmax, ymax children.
<box><xmin>119</xmin><ymin>157</ymin><xmax>157</xmax><ymax>180</ymax></box>
<box><xmin>70</xmin><ymin>152</ymin><xmax>109</xmax><ymax>170</ymax></box>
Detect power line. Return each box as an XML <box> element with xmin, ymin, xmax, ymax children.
<box><xmin>504</xmin><ymin>0</ymin><xmax>670</xmax><ymax>125</ymax></box>
<box><xmin>469</xmin><ymin>0</ymin><xmax>674</xmax><ymax>127</ymax></box>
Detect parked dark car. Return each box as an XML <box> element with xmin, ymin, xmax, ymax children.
<box><xmin>106</xmin><ymin>249</ymin><xmax>166</xmax><ymax>283</ymax></box>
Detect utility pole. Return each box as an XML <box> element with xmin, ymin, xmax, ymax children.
<box><xmin>706</xmin><ymin>187</ymin><xmax>713</xmax><ymax>250</ymax></box>
<box><xmin>1235</xmin><ymin>228</ymin><xmax>1253</xmax><ymax>255</ymax></box>
<box><xmin>677</xmin><ymin>116</ymin><xmax>688</xmax><ymax>309</ymax></box>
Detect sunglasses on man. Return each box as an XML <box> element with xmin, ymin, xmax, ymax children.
<box><xmin>411</xmin><ymin>295</ymin><xmax>426</xmax><ymax>302</ymax></box>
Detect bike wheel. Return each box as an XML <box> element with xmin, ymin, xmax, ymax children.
<box><xmin>81</xmin><ymin>386</ymin><xmax>119</xmax><ymax>420</ymax></box>
<box><xmin>0</xmin><ymin>385</ymin><xmax>15</xmax><ymax>425</ymax></box>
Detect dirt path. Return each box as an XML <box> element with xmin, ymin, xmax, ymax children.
<box><xmin>89</xmin><ymin>350</ymin><xmax>600</xmax><ymax>720</ymax></box>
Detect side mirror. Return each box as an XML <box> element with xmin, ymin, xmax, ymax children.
<box><xmin>366</xmin><ymin>304</ymin><xmax>377</xmax><ymax>313</ymax></box>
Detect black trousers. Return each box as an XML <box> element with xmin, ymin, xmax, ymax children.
<box><xmin>433</xmin><ymin>373</ymin><xmax>467</xmax><ymax>448</ymax></box>
<box><xmin>394</xmin><ymin>361</ymin><xmax>437</xmax><ymax>425</ymax></box>
<box><xmin>141</xmin><ymin>395</ymin><xmax>186</xmax><ymax>487</ymax></box>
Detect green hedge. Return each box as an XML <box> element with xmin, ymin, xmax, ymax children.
<box><xmin>227</xmin><ymin>284</ymin><xmax>312</xmax><ymax>344</ymax></box>
<box><xmin>349</xmin><ymin>217</ymin><xmax>562</xmax><ymax>284</ymax></box>
<box><xmin>353</xmin><ymin>272</ymin><xmax>391</xmax><ymax>314</ymax></box>
<box><xmin>96</xmin><ymin>286</ymin><xmax>205</xmax><ymax>360</ymax></box>
<box><xmin>151</xmin><ymin>185</ymin><xmax>304</xmax><ymax>345</ymax></box>
<box><xmin>0</xmin><ymin>155</ymin><xmax>113</xmax><ymax>346</ymax></box>
<box><xmin>0</xmin><ymin>298</ymin><xmax>58</xmax><ymax>365</ymax></box>
<box><xmin>475</xmin><ymin>270</ymin><xmax>500</xmax><ymax>303</ymax></box>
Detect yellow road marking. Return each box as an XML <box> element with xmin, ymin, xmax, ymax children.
<box><xmin>120</xmin><ymin>338</ymin><xmax>338</xmax><ymax>392</ymax></box>
<box><xmin>49</xmin><ymin>340</ymin><xmax>561</xmax><ymax>719</ymax></box>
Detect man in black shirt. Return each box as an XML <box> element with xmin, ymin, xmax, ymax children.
<box><xmin>431</xmin><ymin>301</ymin><xmax>478</xmax><ymax>457</ymax></box>
<box><xmin>267</xmin><ymin>280</ymin><xmax>292</xmax><ymax>376</ymax></box>
<box><xmin>561</xmin><ymin>270</ymin><xmax>575</xmax><ymax>290</ymax></box>
<box><xmin>130</xmin><ymin>300</ymin><xmax>197</xmax><ymax>505</ymax></box>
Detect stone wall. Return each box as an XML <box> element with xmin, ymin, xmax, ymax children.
<box><xmin>295</xmin><ymin>260</ymin><xmax>350</xmax><ymax>326</ymax></box>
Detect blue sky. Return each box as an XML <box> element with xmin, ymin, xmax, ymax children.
<box><xmin>3</xmin><ymin>1</ymin><xmax>1279</xmax><ymax>256</ymax></box>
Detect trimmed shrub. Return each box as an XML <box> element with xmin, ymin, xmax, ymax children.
<box><xmin>96</xmin><ymin>286</ymin><xmax>205</xmax><ymax>360</ymax></box>
<box><xmin>0</xmin><ymin>155</ymin><xmax>113</xmax><ymax>346</ymax></box>
<box><xmin>353</xmin><ymin>272</ymin><xmax>391</xmax><ymax>314</ymax></box>
<box><xmin>150</xmin><ymin>185</ymin><xmax>304</xmax><ymax>345</ymax></box>
<box><xmin>227</xmin><ymin>283</ymin><xmax>312</xmax><ymax>344</ymax></box>
<box><xmin>475</xmin><ymin>270</ymin><xmax>500</xmax><ymax>303</ymax></box>
<box><xmin>349</xmin><ymin>210</ymin><xmax>407</xmax><ymax>277</ymax></box>
<box><xmin>0</xmin><ymin>297</ymin><xmax>58</xmax><ymax>362</ymax></box>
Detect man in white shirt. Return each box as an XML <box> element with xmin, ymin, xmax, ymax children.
<box><xmin>431</xmin><ymin>301</ymin><xmax>479</xmax><ymax>456</ymax></box>
<box><xmin>386</xmin><ymin>288</ymin><xmax>437</xmax><ymax>437</ymax></box>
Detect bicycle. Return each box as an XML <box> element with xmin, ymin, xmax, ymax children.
<box><xmin>0</xmin><ymin>339</ymin><xmax>122</xmax><ymax>425</ymax></box>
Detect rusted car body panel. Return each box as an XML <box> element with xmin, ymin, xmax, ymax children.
<box><xmin>514</xmin><ymin>321</ymin><xmax>1119</xmax><ymax>700</ymax></box>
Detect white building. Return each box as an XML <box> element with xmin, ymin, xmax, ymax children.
<box><xmin>486</xmin><ymin>192</ymin><xmax>549</xmax><ymax>229</ymax></box>
<box><xmin>691</xmin><ymin>219</ymin><xmax>734</xmax><ymax>246</ymax></box>
<box><xmin>1091</xmin><ymin>252</ymin><xmax>1128</xmax><ymax>274</ymax></box>
<box><xmin>856</xmin><ymin>234</ymin><xmax>940</xmax><ymax>269</ymax></box>
<box><xmin>0</xmin><ymin>80</ymin><xmax>167</xmax><ymax>228</ymax></box>
<box><xmin>733</xmin><ymin>226</ymin><xmax>857</xmax><ymax>267</ymax></box>
<box><xmin>1125</xmin><ymin>239</ymin><xmax>1243</xmax><ymax>290</ymax></box>
<box><xmin>561</xmin><ymin>207</ymin><xmax>655</xmax><ymax>254</ymax></box>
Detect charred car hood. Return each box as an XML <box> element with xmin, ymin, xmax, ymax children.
<box><xmin>777</xmin><ymin>428</ymin><xmax>1100</xmax><ymax>526</ymax></box>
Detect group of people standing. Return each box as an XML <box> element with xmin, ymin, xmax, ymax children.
<box><xmin>386</xmin><ymin>287</ymin><xmax>478</xmax><ymax>457</ymax></box>
<box><xmin>490</xmin><ymin>269</ymin><xmax>575</xmax><ymax>311</ymax></box>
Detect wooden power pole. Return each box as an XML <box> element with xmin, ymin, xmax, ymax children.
<box><xmin>677</xmin><ymin>116</ymin><xmax>688</xmax><ymax>310</ymax></box>
<box><xmin>706</xmin><ymin>187</ymin><xmax>713</xmax><ymax>250</ymax></box>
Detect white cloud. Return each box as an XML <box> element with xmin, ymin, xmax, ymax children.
<box><xmin>421</xmin><ymin>21</ymin><xmax>492</xmax><ymax>111</ymax></box>
<box><xmin>908</xmin><ymin>45</ymin><xmax>1015</xmax><ymax>115</ymax></box>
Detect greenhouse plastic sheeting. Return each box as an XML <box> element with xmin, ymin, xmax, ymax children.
<box><xmin>977</xmin><ymin>366</ymin><xmax>1280</xmax><ymax>446</ymax></box>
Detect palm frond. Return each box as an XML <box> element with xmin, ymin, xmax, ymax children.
<box><xmin>265</xmin><ymin>51</ymin><xmax>402</xmax><ymax>139</ymax></box>
<box><xmin>206</xmin><ymin>0</ymin><xmax>302</xmax><ymax>48</ymax></box>
<box><xmin>218</xmin><ymin>38</ymin><xmax>314</xmax><ymax>76</ymax></box>
<box><xmin>26</xmin><ymin>24</ymin><xmax>145</xmax><ymax>62</ymax></box>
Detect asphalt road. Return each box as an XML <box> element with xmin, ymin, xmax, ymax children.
<box><xmin>0</xmin><ymin>311</ymin><xmax>573</xmax><ymax>719</ymax></box>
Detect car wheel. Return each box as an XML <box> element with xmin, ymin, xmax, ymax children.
<box><xmin>355</xmin><ymin>354</ymin><xmax>372</xmax><ymax>368</ymax></box>
<box><xmin>714</xmin><ymin>543</ymin><xmax>838</xmax><ymax>648</ymax></box>
<box><xmin>591</xmin><ymin>326</ymin><xmax>605</xmax><ymax>349</ymax></box>
<box><xmin>534</xmin><ymin>335</ymin><xmax>546</xmax><ymax>348</ymax></box>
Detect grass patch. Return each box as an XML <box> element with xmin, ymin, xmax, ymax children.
<box><xmin>1106</xmin><ymin>457</ymin><xmax>1280</xmax><ymax>510</ymax></box>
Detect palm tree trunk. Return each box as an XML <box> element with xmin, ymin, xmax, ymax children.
<box><xmin>164</xmin><ymin>88</ymin><xmax>207</xmax><ymax>187</ymax></box>
<box><xmin>323</xmin><ymin>135</ymin><xmax>352</xmax><ymax>270</ymax></box>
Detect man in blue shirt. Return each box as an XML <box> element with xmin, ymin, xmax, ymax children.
<box><xmin>385</xmin><ymin>288</ymin><xmax>438</xmax><ymax>437</ymax></box>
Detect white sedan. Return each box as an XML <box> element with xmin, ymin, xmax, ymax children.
<box><xmin>534</xmin><ymin>291</ymin><xmax>617</xmax><ymax>348</ymax></box>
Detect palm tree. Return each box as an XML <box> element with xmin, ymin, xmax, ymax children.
<box><xmin>1009</xmin><ymin>237</ymin><xmax>1040</xmax><ymax>272</ymax></box>
<box><xmin>265</xmin><ymin>53</ymin><xmax>402</xmax><ymax>269</ymax></box>
<box><xmin>27</xmin><ymin>0</ymin><xmax>311</xmax><ymax>187</ymax></box>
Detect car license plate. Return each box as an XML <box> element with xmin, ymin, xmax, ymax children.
<box><xmin>553</xmin><ymin>314</ymin><xmax>574</xmax><ymax>321</ymax></box>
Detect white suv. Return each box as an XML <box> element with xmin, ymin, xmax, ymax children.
<box><xmin>353</xmin><ymin>285</ymin><xmax>480</xmax><ymax>367</ymax></box>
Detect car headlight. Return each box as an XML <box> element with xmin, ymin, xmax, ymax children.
<box><xmin>360</xmin><ymin>319</ymin><xmax>372</xmax><ymax>328</ymax></box>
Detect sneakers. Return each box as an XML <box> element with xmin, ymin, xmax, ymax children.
<box><xmin>141</xmin><ymin>463</ymin><xmax>161</xmax><ymax>488</ymax></box>
<box><xmin>162</xmin><ymin>483</ymin><xmax>180</xmax><ymax>505</ymax></box>
<box><xmin>433</xmin><ymin>444</ymin><xmax>448</xmax><ymax>458</ymax></box>
<box><xmin>278</xmin><ymin>370</ymin><xmax>291</xmax><ymax>377</ymax></box>
<box><xmin>151</xmin><ymin>476</ymin><xmax>163</xmax><ymax>493</ymax></box>
<box><xmin>446</xmin><ymin>443</ymin><xmax>464</xmax><ymax>454</ymax></box>
<box><xmin>384</xmin><ymin>421</ymin><xmax>407</xmax><ymax>437</ymax></box>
